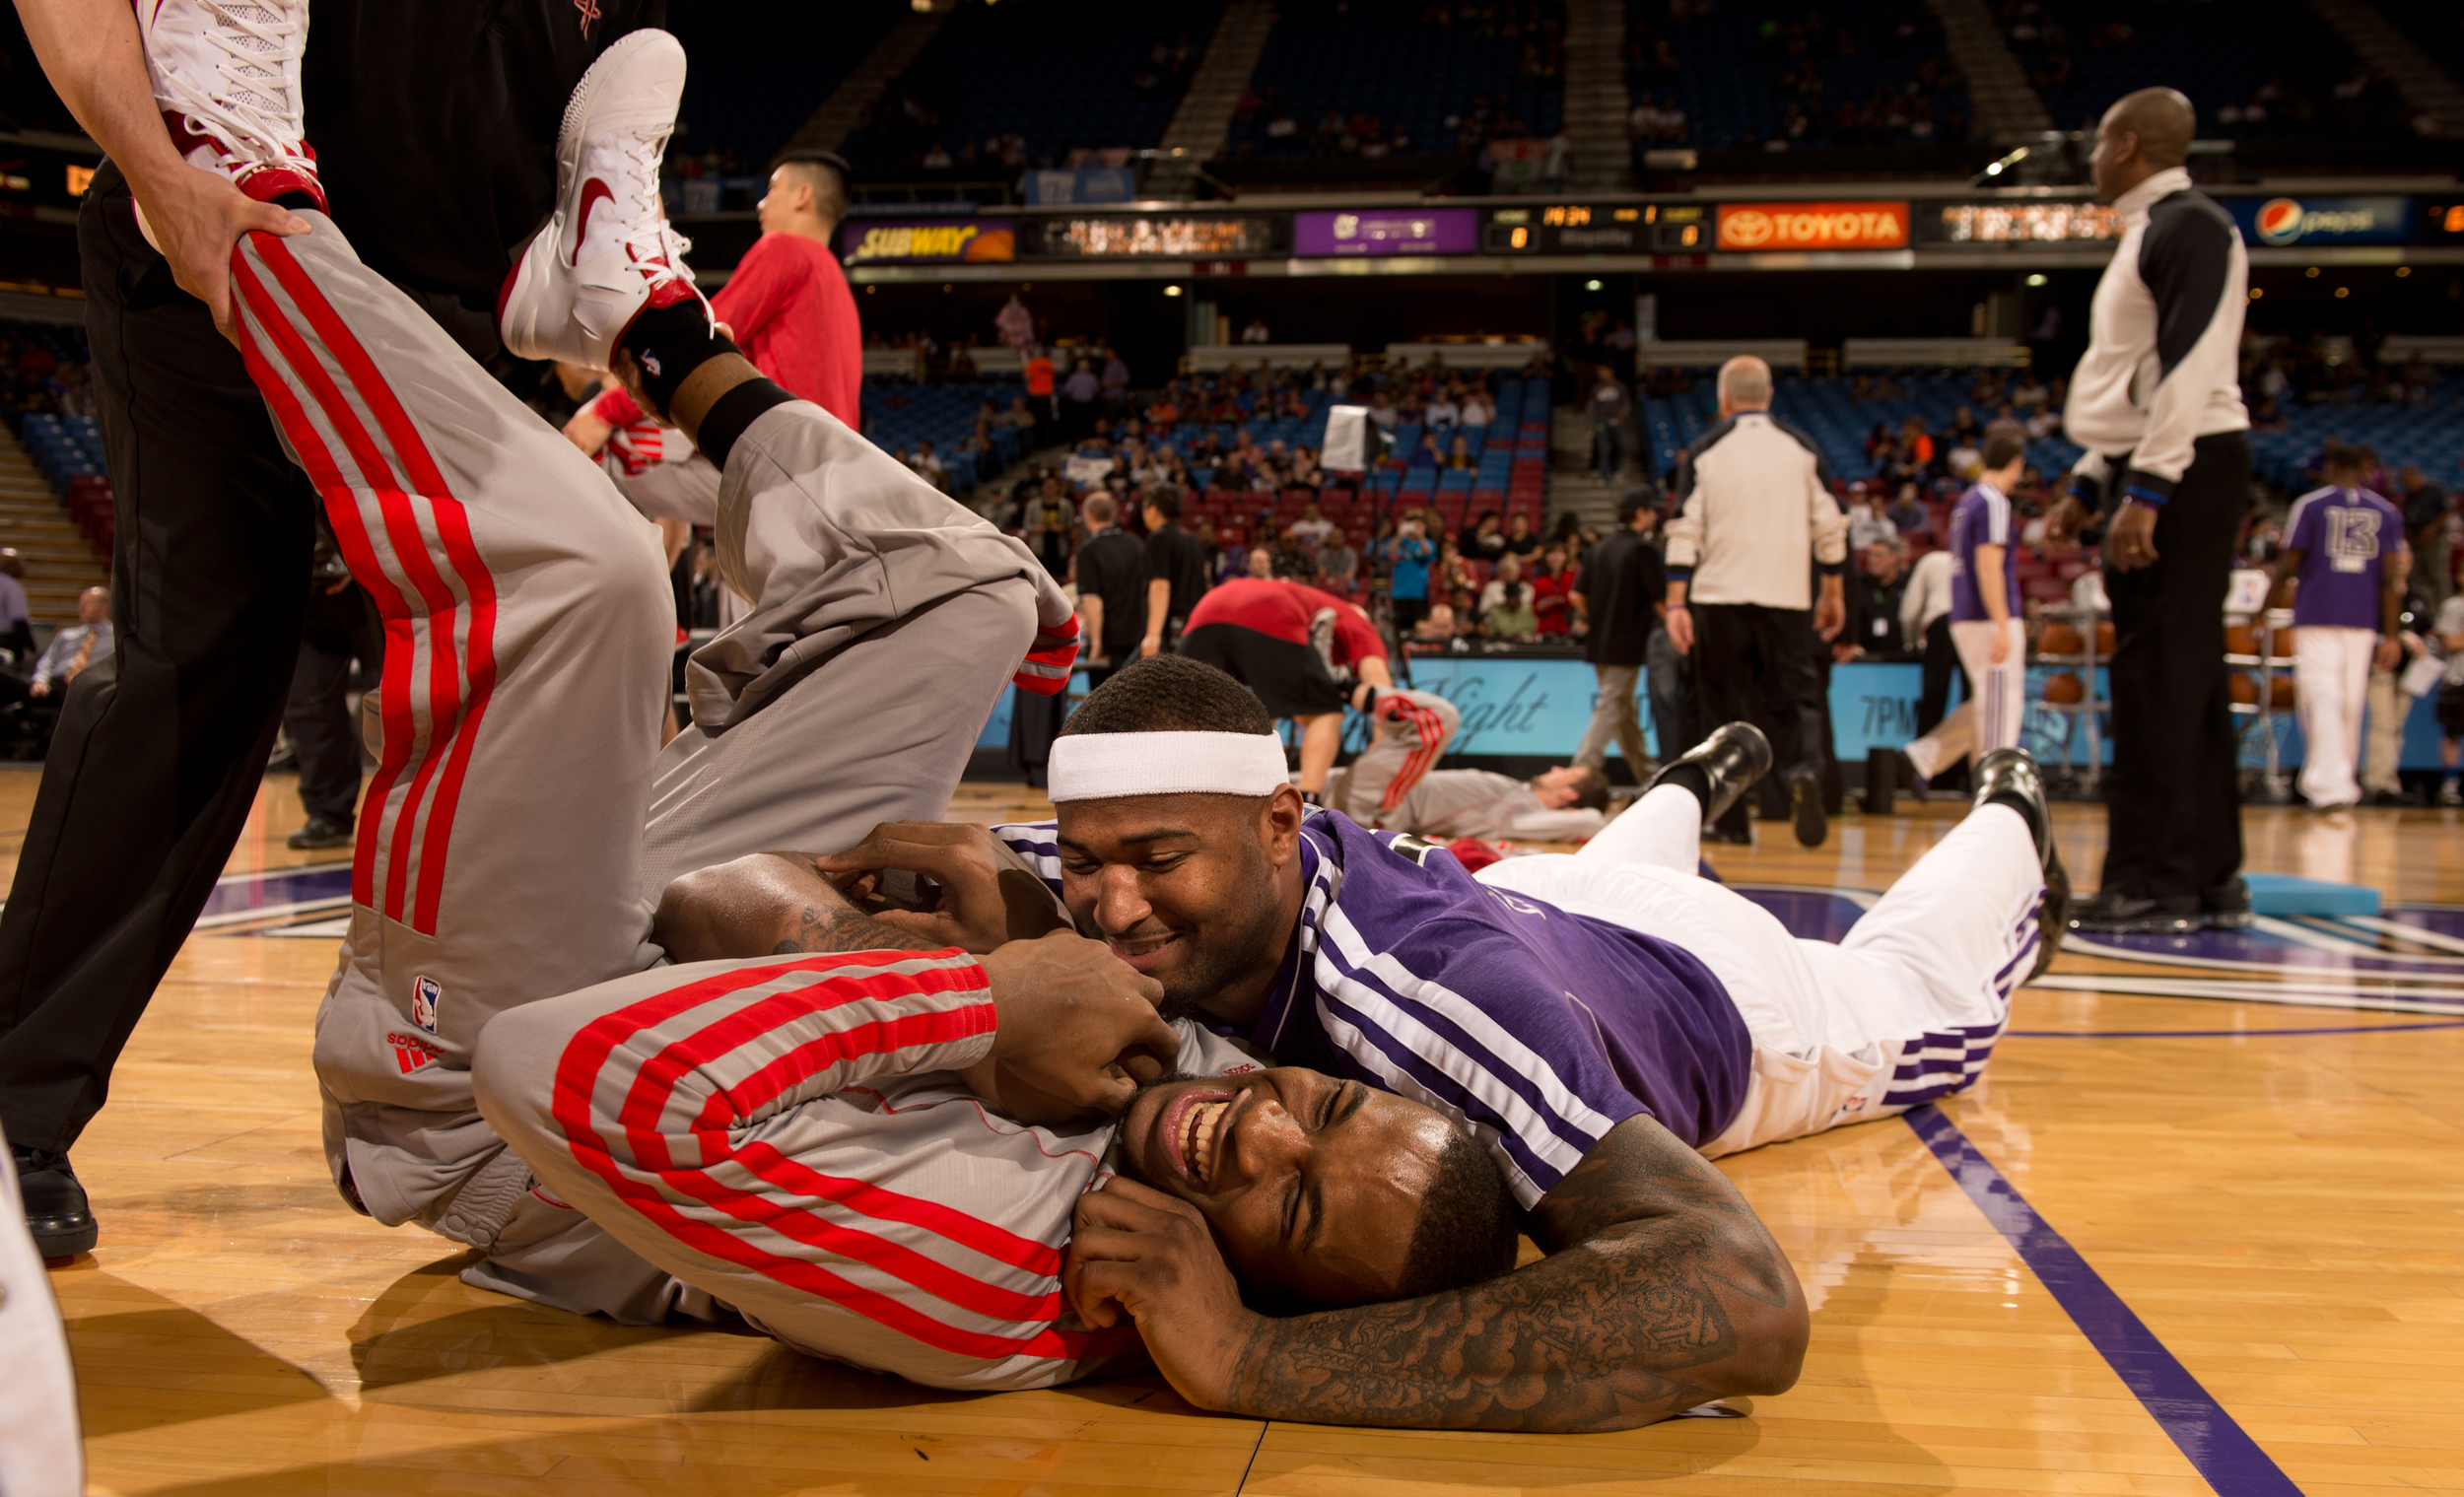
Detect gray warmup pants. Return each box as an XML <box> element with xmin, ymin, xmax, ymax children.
<box><xmin>233</xmin><ymin>217</ymin><xmax>1047</xmax><ymax>1323</ymax></box>
<box><xmin>1574</xmin><ymin>661</ymin><xmax>1651</xmax><ymax>774</ymax></box>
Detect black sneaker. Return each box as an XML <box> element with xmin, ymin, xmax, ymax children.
<box><xmin>1973</xmin><ymin>749</ymin><xmax>2067</xmax><ymax>980</ymax></box>
<box><xmin>1784</xmin><ymin>763</ymin><xmax>1827</xmax><ymax>847</ymax></box>
<box><xmin>287</xmin><ymin>815</ymin><xmax>354</xmax><ymax>851</ymax></box>
<box><xmin>12</xmin><ymin>1145</ymin><xmax>98</xmax><ymax>1259</ymax></box>
<box><xmin>2200</xmin><ymin>876</ymin><xmax>2253</xmax><ymax>930</ymax></box>
<box><xmin>1642</xmin><ymin>721</ymin><xmax>1773</xmax><ymax>826</ymax></box>
<box><xmin>2068</xmin><ymin>888</ymin><xmax>2202</xmax><ymax>934</ymax></box>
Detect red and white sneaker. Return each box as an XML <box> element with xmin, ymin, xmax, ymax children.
<box><xmin>498</xmin><ymin>29</ymin><xmax>704</xmax><ymax>371</ymax></box>
<box><xmin>134</xmin><ymin>0</ymin><xmax>323</xmax><ymax>212</ymax></box>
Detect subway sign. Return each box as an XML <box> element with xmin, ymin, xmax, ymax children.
<box><xmin>2227</xmin><ymin>195</ymin><xmax>2412</xmax><ymax>247</ymax></box>
<box><xmin>835</xmin><ymin>218</ymin><xmax>1016</xmax><ymax>265</ymax></box>
<box><xmin>1715</xmin><ymin>201</ymin><xmax>1909</xmax><ymax>251</ymax></box>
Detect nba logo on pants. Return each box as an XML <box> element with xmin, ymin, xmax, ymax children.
<box><xmin>411</xmin><ymin>976</ymin><xmax>442</xmax><ymax>1034</ymax></box>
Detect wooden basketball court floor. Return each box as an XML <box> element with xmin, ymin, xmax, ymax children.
<box><xmin>16</xmin><ymin>766</ymin><xmax>2462</xmax><ymax>1497</ymax></box>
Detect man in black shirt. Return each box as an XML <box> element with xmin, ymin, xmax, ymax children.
<box><xmin>1845</xmin><ymin>539</ymin><xmax>1913</xmax><ymax>659</ymax></box>
<box><xmin>1137</xmin><ymin>485</ymin><xmax>1210</xmax><ymax>657</ymax></box>
<box><xmin>1072</xmin><ymin>494</ymin><xmax>1147</xmax><ymax>686</ymax></box>
<box><xmin>1570</xmin><ymin>496</ymin><xmax>1667</xmax><ymax>779</ymax></box>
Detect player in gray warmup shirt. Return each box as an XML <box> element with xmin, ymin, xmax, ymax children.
<box><xmin>1327</xmin><ymin>687</ymin><xmax>1611</xmax><ymax>842</ymax></box>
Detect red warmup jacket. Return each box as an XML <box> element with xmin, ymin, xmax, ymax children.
<box><xmin>711</xmin><ymin>232</ymin><xmax>861</xmax><ymax>427</ymax></box>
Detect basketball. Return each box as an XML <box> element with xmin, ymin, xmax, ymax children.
<box><xmin>2044</xmin><ymin>671</ymin><xmax>2085</xmax><ymax>704</ymax></box>
<box><xmin>2226</xmin><ymin>624</ymin><xmax>2258</xmax><ymax>656</ymax></box>
<box><xmin>2094</xmin><ymin>621</ymin><xmax>2116</xmax><ymax>654</ymax></box>
<box><xmin>2230</xmin><ymin>673</ymin><xmax>2259</xmax><ymax>705</ymax></box>
<box><xmin>2271</xmin><ymin>675</ymin><xmax>2296</xmax><ymax>709</ymax></box>
<box><xmin>2039</xmin><ymin>622</ymin><xmax>2083</xmax><ymax>656</ymax></box>
<box><xmin>2271</xmin><ymin>626</ymin><xmax>2298</xmax><ymax>658</ymax></box>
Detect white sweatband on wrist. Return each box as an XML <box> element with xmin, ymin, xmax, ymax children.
<box><xmin>1047</xmin><ymin>731</ymin><xmax>1291</xmax><ymax>802</ymax></box>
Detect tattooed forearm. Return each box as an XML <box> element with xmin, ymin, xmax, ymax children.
<box><xmin>1224</xmin><ymin>1117</ymin><xmax>1809</xmax><ymax>1433</ymax></box>
<box><xmin>772</xmin><ymin>902</ymin><xmax>942</xmax><ymax>955</ymax></box>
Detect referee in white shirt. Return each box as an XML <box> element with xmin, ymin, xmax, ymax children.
<box><xmin>1663</xmin><ymin>356</ymin><xmax>1850</xmax><ymax>847</ymax></box>
<box><xmin>2044</xmin><ymin>88</ymin><xmax>2252</xmax><ymax>934</ymax></box>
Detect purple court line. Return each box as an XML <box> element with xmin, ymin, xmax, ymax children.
<box><xmin>2009</xmin><ymin>1020</ymin><xmax>2464</xmax><ymax>1038</ymax></box>
<box><xmin>1903</xmin><ymin>1108</ymin><xmax>2303</xmax><ymax>1497</ymax></box>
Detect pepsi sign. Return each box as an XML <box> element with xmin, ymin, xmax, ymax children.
<box><xmin>2228</xmin><ymin>195</ymin><xmax>2412</xmax><ymax>247</ymax></box>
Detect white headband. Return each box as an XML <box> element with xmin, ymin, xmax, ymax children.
<box><xmin>1047</xmin><ymin>731</ymin><xmax>1290</xmax><ymax>802</ymax></box>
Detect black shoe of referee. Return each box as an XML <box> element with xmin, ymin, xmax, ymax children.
<box><xmin>1782</xmin><ymin>764</ymin><xmax>1826</xmax><ymax>848</ymax></box>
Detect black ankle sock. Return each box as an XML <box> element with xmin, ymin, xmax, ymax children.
<box><xmin>621</xmin><ymin>301</ymin><xmax>738</xmax><ymax>415</ymax></box>
<box><xmin>1983</xmin><ymin>789</ymin><xmax>2048</xmax><ymax>856</ymax></box>
<box><xmin>1656</xmin><ymin>762</ymin><xmax>1714</xmax><ymax>815</ymax></box>
<box><xmin>274</xmin><ymin>190</ymin><xmax>320</xmax><ymax>214</ymax></box>
<box><xmin>696</xmin><ymin>377</ymin><xmax>796</xmax><ymax>471</ymax></box>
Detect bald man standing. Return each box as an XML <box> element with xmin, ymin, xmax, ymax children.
<box><xmin>1663</xmin><ymin>356</ymin><xmax>1848</xmax><ymax>848</ymax></box>
<box><xmin>2044</xmin><ymin>88</ymin><xmax>2252</xmax><ymax>934</ymax></box>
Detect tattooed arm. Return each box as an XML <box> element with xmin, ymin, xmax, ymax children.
<box><xmin>654</xmin><ymin>851</ymin><xmax>943</xmax><ymax>961</ymax></box>
<box><xmin>1083</xmin><ymin>1116</ymin><xmax>1808</xmax><ymax>1432</ymax></box>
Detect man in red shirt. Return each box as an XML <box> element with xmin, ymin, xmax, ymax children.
<box><xmin>1180</xmin><ymin>575</ymin><xmax>1397</xmax><ymax>799</ymax></box>
<box><xmin>711</xmin><ymin>151</ymin><xmax>861</xmax><ymax>426</ymax></box>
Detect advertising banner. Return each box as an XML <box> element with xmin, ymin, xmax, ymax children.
<box><xmin>1294</xmin><ymin>207</ymin><xmax>1479</xmax><ymax>256</ymax></box>
<box><xmin>1027</xmin><ymin>215</ymin><xmax>1284</xmax><ymax>258</ymax></box>
<box><xmin>2226</xmin><ymin>195</ymin><xmax>2412</xmax><ymax>247</ymax></box>
<box><xmin>1923</xmin><ymin>200</ymin><xmax>2122</xmax><ymax>244</ymax></box>
<box><xmin>835</xmin><ymin>218</ymin><xmax>1016</xmax><ymax>266</ymax></box>
<box><xmin>1715</xmin><ymin>201</ymin><xmax>1909</xmax><ymax>251</ymax></box>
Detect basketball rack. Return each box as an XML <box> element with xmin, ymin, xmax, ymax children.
<box><xmin>2227</xmin><ymin>605</ymin><xmax>2296</xmax><ymax>802</ymax></box>
<box><xmin>2030</xmin><ymin>601</ymin><xmax>2111</xmax><ymax>791</ymax></box>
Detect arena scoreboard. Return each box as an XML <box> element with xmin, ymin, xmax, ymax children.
<box><xmin>1483</xmin><ymin>203</ymin><xmax>1711</xmax><ymax>254</ymax></box>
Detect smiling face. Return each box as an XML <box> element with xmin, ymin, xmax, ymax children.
<box><xmin>1118</xmin><ymin>1068</ymin><xmax>1460</xmax><ymax>1306</ymax></box>
<box><xmin>1055</xmin><ymin>788</ymin><xmax>1306</xmax><ymax>1028</ymax></box>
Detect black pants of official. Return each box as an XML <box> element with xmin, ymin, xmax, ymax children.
<box><xmin>284</xmin><ymin>583</ymin><xmax>382</xmax><ymax>825</ymax></box>
<box><xmin>2099</xmin><ymin>433</ymin><xmax>2251</xmax><ymax>900</ymax></box>
<box><xmin>0</xmin><ymin>164</ymin><xmax>317</xmax><ymax>1156</ymax></box>
<box><xmin>1691</xmin><ymin>601</ymin><xmax>1826</xmax><ymax>839</ymax></box>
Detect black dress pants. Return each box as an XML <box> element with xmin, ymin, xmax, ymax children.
<box><xmin>0</xmin><ymin>165</ymin><xmax>316</xmax><ymax>1154</ymax></box>
<box><xmin>1916</xmin><ymin>614</ymin><xmax>1956</xmax><ymax>736</ymax></box>
<box><xmin>1691</xmin><ymin>601</ymin><xmax>1826</xmax><ymax>838</ymax></box>
<box><xmin>2098</xmin><ymin>432</ymin><xmax>2251</xmax><ymax>900</ymax></box>
<box><xmin>284</xmin><ymin>583</ymin><xmax>382</xmax><ymax>825</ymax></box>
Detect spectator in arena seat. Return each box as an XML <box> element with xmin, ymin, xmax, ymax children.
<box><xmin>1285</xmin><ymin>502</ymin><xmax>1335</xmax><ymax>546</ymax></box>
<box><xmin>1886</xmin><ymin>481</ymin><xmax>1931</xmax><ymax>540</ymax></box>
<box><xmin>1445</xmin><ymin>434</ymin><xmax>1476</xmax><ymax>471</ymax></box>
<box><xmin>1529</xmin><ymin>541</ymin><xmax>1576</xmax><ymax>638</ymax></box>
<box><xmin>1500</xmin><ymin>511</ymin><xmax>1540</xmax><ymax>560</ymax></box>
<box><xmin>1239</xmin><ymin>317</ymin><xmax>1271</xmax><ymax>345</ymax></box>
<box><xmin>907</xmin><ymin>441</ymin><xmax>948</xmax><ymax>491</ymax></box>
<box><xmin>1382</xmin><ymin>512</ymin><xmax>1436</xmax><ymax>638</ymax></box>
<box><xmin>1425</xmin><ymin>389</ymin><xmax>1461</xmax><ymax>430</ymax></box>
<box><xmin>29</xmin><ymin>588</ymin><xmax>112</xmax><ymax>701</ymax></box>
<box><xmin>1461</xmin><ymin>512</ymin><xmax>1507</xmax><ymax>564</ymax></box>
<box><xmin>1315</xmin><ymin>529</ymin><xmax>1360</xmax><ymax>589</ymax></box>
<box><xmin>1846</xmin><ymin>485</ymin><xmax>1896</xmax><ymax>552</ymax></box>
<box><xmin>1480</xmin><ymin>556</ymin><xmax>1540</xmax><ymax>642</ymax></box>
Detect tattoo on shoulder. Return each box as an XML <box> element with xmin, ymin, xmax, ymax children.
<box><xmin>772</xmin><ymin>903</ymin><xmax>939</xmax><ymax>955</ymax></box>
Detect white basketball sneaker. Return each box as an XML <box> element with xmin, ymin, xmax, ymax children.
<box><xmin>134</xmin><ymin>0</ymin><xmax>323</xmax><ymax>211</ymax></box>
<box><xmin>498</xmin><ymin>29</ymin><xmax>704</xmax><ymax>371</ymax></box>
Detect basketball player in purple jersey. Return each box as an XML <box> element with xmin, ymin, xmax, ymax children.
<box><xmin>2271</xmin><ymin>442</ymin><xmax>2409</xmax><ymax>810</ymax></box>
<box><xmin>1902</xmin><ymin>433</ymin><xmax>2029</xmax><ymax>783</ymax></box>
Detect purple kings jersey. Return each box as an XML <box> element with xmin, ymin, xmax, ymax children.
<box><xmin>1947</xmin><ymin>481</ymin><xmax>2018</xmax><ymax>624</ymax></box>
<box><xmin>995</xmin><ymin>811</ymin><xmax>1751</xmax><ymax>1207</ymax></box>
<box><xmin>2285</xmin><ymin>485</ymin><xmax>2403</xmax><ymax>631</ymax></box>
